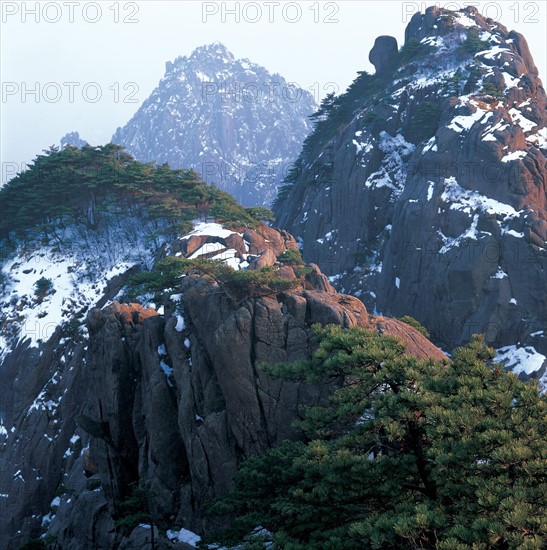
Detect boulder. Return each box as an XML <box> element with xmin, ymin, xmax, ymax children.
<box><xmin>305</xmin><ymin>263</ymin><xmax>336</xmax><ymax>293</ymax></box>
<box><xmin>248</xmin><ymin>248</ymin><xmax>277</xmax><ymax>270</ymax></box>
<box><xmin>369</xmin><ymin>36</ymin><xmax>398</xmax><ymax>77</ymax></box>
<box><xmin>372</xmin><ymin>316</ymin><xmax>449</xmax><ymax>362</ymax></box>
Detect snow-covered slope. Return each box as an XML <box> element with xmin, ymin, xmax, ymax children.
<box><xmin>0</xmin><ymin>216</ymin><xmax>166</xmax><ymax>361</ymax></box>
<box><xmin>112</xmin><ymin>42</ymin><xmax>316</xmax><ymax>206</ymax></box>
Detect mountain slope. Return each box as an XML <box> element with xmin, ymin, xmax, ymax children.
<box><xmin>0</xmin><ymin>228</ymin><xmax>444</xmax><ymax>549</ymax></box>
<box><xmin>112</xmin><ymin>42</ymin><xmax>316</xmax><ymax>207</ymax></box>
<box><xmin>0</xmin><ymin>147</ymin><xmax>447</xmax><ymax>548</ymax></box>
<box><xmin>275</xmin><ymin>6</ymin><xmax>546</xmax><ymax>384</ymax></box>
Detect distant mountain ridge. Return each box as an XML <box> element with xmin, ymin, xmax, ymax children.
<box><xmin>60</xmin><ymin>131</ymin><xmax>88</xmax><ymax>150</ymax></box>
<box><xmin>112</xmin><ymin>42</ymin><xmax>316</xmax><ymax>206</ymax></box>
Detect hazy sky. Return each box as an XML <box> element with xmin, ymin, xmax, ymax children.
<box><xmin>1</xmin><ymin>0</ymin><xmax>546</xmax><ymax>183</ymax></box>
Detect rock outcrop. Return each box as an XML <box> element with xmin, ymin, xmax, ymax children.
<box><xmin>369</xmin><ymin>36</ymin><xmax>399</xmax><ymax>77</ymax></box>
<box><xmin>47</xmin><ymin>274</ymin><xmax>445</xmax><ymax>548</ymax></box>
<box><xmin>60</xmin><ymin>131</ymin><xmax>88</xmax><ymax>150</ymax></box>
<box><xmin>0</xmin><ymin>223</ymin><xmax>445</xmax><ymax>548</ymax></box>
<box><xmin>275</xmin><ymin>6</ymin><xmax>546</xmax><ymax>380</ymax></box>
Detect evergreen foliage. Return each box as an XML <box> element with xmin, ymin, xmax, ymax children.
<box><xmin>244</xmin><ymin>207</ymin><xmax>275</xmax><ymax>223</ymax></box>
<box><xmin>363</xmin><ymin>111</ymin><xmax>380</xmax><ymax>124</ymax></box>
<box><xmin>410</xmin><ymin>101</ymin><xmax>442</xmax><ymax>143</ymax></box>
<box><xmin>440</xmin><ymin>68</ymin><xmax>467</xmax><ymax>97</ymax></box>
<box><xmin>114</xmin><ymin>483</ymin><xmax>152</xmax><ymax>533</ymax></box>
<box><xmin>20</xmin><ymin>535</ymin><xmax>56</xmax><ymax>548</ymax></box>
<box><xmin>203</xmin><ymin>326</ymin><xmax>547</xmax><ymax>549</ymax></box>
<box><xmin>0</xmin><ymin>144</ymin><xmax>261</xmax><ymax>240</ymax></box>
<box><xmin>274</xmin><ymin>73</ymin><xmax>379</xmax><ymax>209</ymax></box>
<box><xmin>305</xmin><ymin>73</ymin><xmax>378</xmax><ymax>153</ymax></box>
<box><xmin>461</xmin><ymin>27</ymin><xmax>490</xmax><ymax>55</ymax></box>
<box><xmin>272</xmin><ymin>157</ymin><xmax>302</xmax><ymax>211</ymax></box>
<box><xmin>464</xmin><ymin>64</ymin><xmax>485</xmax><ymax>94</ymax></box>
<box><xmin>127</xmin><ymin>257</ymin><xmax>300</xmax><ymax>304</ymax></box>
<box><xmin>399</xmin><ymin>38</ymin><xmax>434</xmax><ymax>64</ymax></box>
<box><xmin>277</xmin><ymin>249</ymin><xmax>304</xmax><ymax>266</ymax></box>
<box><xmin>481</xmin><ymin>82</ymin><xmax>505</xmax><ymax>101</ymax></box>
<box><xmin>34</xmin><ymin>277</ymin><xmax>53</xmax><ymax>298</ymax></box>
<box><xmin>271</xmin><ymin>183</ymin><xmax>295</xmax><ymax>210</ymax></box>
<box><xmin>19</xmin><ymin>540</ymin><xmax>47</xmax><ymax>550</ymax></box>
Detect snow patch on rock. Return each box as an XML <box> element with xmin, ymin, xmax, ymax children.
<box><xmin>0</xmin><ymin>217</ymin><xmax>164</xmax><ymax>359</ymax></box>
<box><xmin>508</xmin><ymin>108</ymin><xmax>537</xmax><ymax>133</ymax></box>
<box><xmin>364</xmin><ymin>132</ymin><xmax>415</xmax><ymax>198</ymax></box>
<box><xmin>167</xmin><ymin>527</ymin><xmax>201</xmax><ymax>547</ymax></box>
<box><xmin>441</xmin><ymin>177</ymin><xmax>520</xmax><ymax>218</ymax></box>
<box><xmin>495</xmin><ymin>345</ymin><xmax>546</xmax><ymax>377</ymax></box>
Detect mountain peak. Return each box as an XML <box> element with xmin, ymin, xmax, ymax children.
<box><xmin>275</xmin><ymin>5</ymin><xmax>546</xmax><ymax>381</ymax></box>
<box><xmin>405</xmin><ymin>5</ymin><xmax>508</xmax><ymax>46</ymax></box>
<box><xmin>166</xmin><ymin>42</ymin><xmax>235</xmax><ymax>74</ymax></box>
<box><xmin>190</xmin><ymin>41</ymin><xmax>235</xmax><ymax>62</ymax></box>
<box><xmin>116</xmin><ymin>45</ymin><xmax>316</xmax><ymax>207</ymax></box>
<box><xmin>60</xmin><ymin>131</ymin><xmax>88</xmax><ymax>150</ymax></box>
<box><xmin>401</xmin><ymin>5</ymin><xmax>539</xmax><ymax>79</ymax></box>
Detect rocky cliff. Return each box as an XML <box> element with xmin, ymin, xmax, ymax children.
<box><xmin>275</xmin><ymin>6</ymin><xmax>546</xmax><ymax>384</ymax></box>
<box><xmin>0</xmin><ymin>220</ymin><xmax>444</xmax><ymax>549</ymax></box>
<box><xmin>112</xmin><ymin>43</ymin><xmax>316</xmax><ymax>207</ymax></box>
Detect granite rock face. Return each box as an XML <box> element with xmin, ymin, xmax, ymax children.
<box><xmin>275</xmin><ymin>6</ymin><xmax>547</xmax><ymax>381</ymax></box>
<box><xmin>56</xmin><ymin>276</ymin><xmax>443</xmax><ymax>546</ymax></box>
<box><xmin>0</xmin><ymin>225</ymin><xmax>444</xmax><ymax>549</ymax></box>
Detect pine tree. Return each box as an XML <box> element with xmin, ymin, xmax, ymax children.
<box><xmin>204</xmin><ymin>327</ymin><xmax>547</xmax><ymax>549</ymax></box>
<box><xmin>0</xmin><ymin>145</ymin><xmax>269</xmax><ymax>240</ymax></box>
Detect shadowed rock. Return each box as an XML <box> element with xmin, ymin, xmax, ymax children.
<box><xmin>369</xmin><ymin>36</ymin><xmax>398</xmax><ymax>77</ymax></box>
